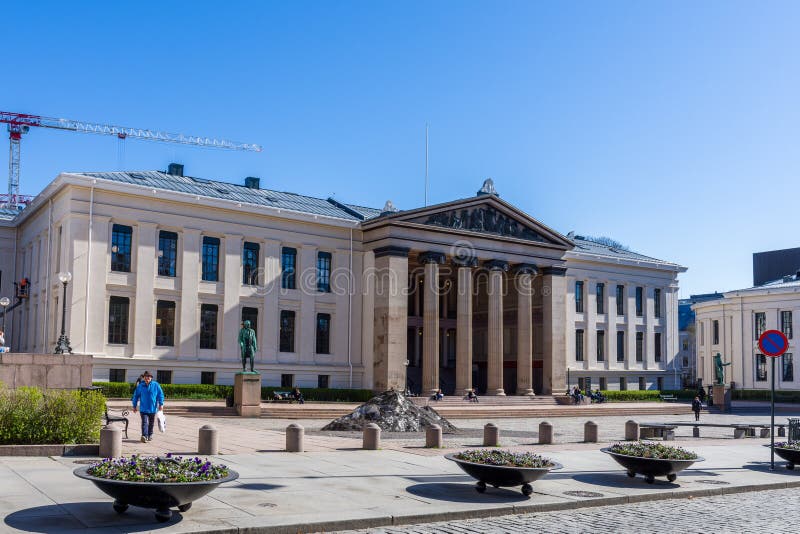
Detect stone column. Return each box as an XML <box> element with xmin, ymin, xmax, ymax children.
<box><xmin>179</xmin><ymin>228</ymin><xmax>201</xmax><ymax>360</ymax></box>
<box><xmin>455</xmin><ymin>257</ymin><xmax>476</xmax><ymax>394</ymax></box>
<box><xmin>133</xmin><ymin>222</ymin><xmax>157</xmax><ymax>357</ymax></box>
<box><xmin>485</xmin><ymin>260</ymin><xmax>509</xmax><ymax>396</ymax></box>
<box><xmin>372</xmin><ymin>246</ymin><xmax>409</xmax><ymax>392</ymax></box>
<box><xmin>420</xmin><ymin>252</ymin><xmax>445</xmax><ymax>395</ymax></box>
<box><xmin>542</xmin><ymin>266</ymin><xmax>567</xmax><ymax>395</ymax></box>
<box><xmin>223</xmin><ymin>234</ymin><xmax>243</xmax><ymax>363</ymax></box>
<box><xmin>514</xmin><ymin>264</ymin><xmax>538</xmax><ymax>396</ymax></box>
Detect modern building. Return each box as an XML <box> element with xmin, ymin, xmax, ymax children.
<box><xmin>753</xmin><ymin>247</ymin><xmax>800</xmax><ymax>287</ymax></box>
<box><xmin>678</xmin><ymin>292</ymin><xmax>724</xmax><ymax>388</ymax></box>
<box><xmin>693</xmin><ymin>275</ymin><xmax>800</xmax><ymax>390</ymax></box>
<box><xmin>0</xmin><ymin>165</ymin><xmax>686</xmax><ymax>393</ymax></box>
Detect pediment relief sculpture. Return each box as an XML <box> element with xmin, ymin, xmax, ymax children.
<box><xmin>416</xmin><ymin>206</ymin><xmax>546</xmax><ymax>243</ymax></box>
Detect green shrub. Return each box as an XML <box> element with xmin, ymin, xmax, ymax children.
<box><xmin>599</xmin><ymin>390</ymin><xmax>662</xmax><ymax>402</ymax></box>
<box><xmin>0</xmin><ymin>387</ymin><xmax>105</xmax><ymax>445</ymax></box>
<box><xmin>659</xmin><ymin>389</ymin><xmax>698</xmax><ymax>401</ymax></box>
<box><xmin>731</xmin><ymin>389</ymin><xmax>800</xmax><ymax>403</ymax></box>
<box><xmin>95</xmin><ymin>382</ymin><xmax>373</xmax><ymax>403</ymax></box>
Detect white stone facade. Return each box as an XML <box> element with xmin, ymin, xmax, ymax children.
<box><xmin>0</xmin><ymin>170</ymin><xmax>686</xmax><ymax>393</ymax></box>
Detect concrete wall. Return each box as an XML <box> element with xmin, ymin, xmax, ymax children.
<box><xmin>0</xmin><ymin>353</ymin><xmax>93</xmax><ymax>389</ymax></box>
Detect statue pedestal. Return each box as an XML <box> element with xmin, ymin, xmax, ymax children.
<box><xmin>234</xmin><ymin>372</ymin><xmax>261</xmax><ymax>417</ymax></box>
<box><xmin>712</xmin><ymin>384</ymin><xmax>731</xmax><ymax>413</ymax></box>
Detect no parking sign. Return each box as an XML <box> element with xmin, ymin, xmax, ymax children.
<box><xmin>757</xmin><ymin>329</ymin><xmax>789</xmax><ymax>470</ymax></box>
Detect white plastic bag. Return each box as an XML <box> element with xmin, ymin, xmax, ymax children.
<box><xmin>156</xmin><ymin>411</ymin><xmax>166</xmax><ymax>433</ymax></box>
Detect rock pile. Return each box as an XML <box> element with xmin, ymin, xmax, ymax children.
<box><xmin>321</xmin><ymin>390</ymin><xmax>458</xmax><ymax>433</ymax></box>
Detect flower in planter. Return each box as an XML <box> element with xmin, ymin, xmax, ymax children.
<box><xmin>87</xmin><ymin>455</ymin><xmax>230</xmax><ymax>483</ymax></box>
<box><xmin>454</xmin><ymin>449</ymin><xmax>555</xmax><ymax>468</ymax></box>
<box><xmin>609</xmin><ymin>441</ymin><xmax>698</xmax><ymax>460</ymax></box>
<box><xmin>774</xmin><ymin>442</ymin><xmax>800</xmax><ymax>450</ymax></box>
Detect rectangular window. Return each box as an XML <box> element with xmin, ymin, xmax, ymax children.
<box><xmin>201</xmin><ymin>236</ymin><xmax>220</xmax><ymax>282</ymax></box>
<box><xmin>700</xmin><ymin>322</ymin><xmax>705</xmax><ymax>345</ymax></box>
<box><xmin>636</xmin><ymin>332</ymin><xmax>644</xmax><ymax>362</ymax></box>
<box><xmin>316</xmin><ymin>313</ymin><xmax>331</xmax><ymax>354</ymax></box>
<box><xmin>317</xmin><ymin>251</ymin><xmax>332</xmax><ymax>292</ymax></box>
<box><xmin>781</xmin><ymin>311</ymin><xmax>793</xmax><ymax>339</ymax></box>
<box><xmin>754</xmin><ymin>312</ymin><xmax>766</xmax><ymax>339</ymax></box>
<box><xmin>596</xmin><ymin>283</ymin><xmax>605</xmax><ymax>314</ymax></box>
<box><xmin>158</xmin><ymin>230</ymin><xmax>178</xmax><ymax>277</ymax></box>
<box><xmin>578</xmin><ymin>377</ymin><xmax>585</xmax><ymax>391</ymax></box>
<box><xmin>201</xmin><ymin>371</ymin><xmax>215</xmax><ymax>385</ymax></box>
<box><xmin>635</xmin><ymin>287</ymin><xmax>643</xmax><ymax>317</ymax></box>
<box><xmin>713</xmin><ymin>320</ymin><xmax>719</xmax><ymax>345</ymax></box>
<box><xmin>108</xmin><ymin>296</ymin><xmax>130</xmax><ymax>344</ymax></box>
<box><xmin>155</xmin><ymin>300</ymin><xmax>176</xmax><ymax>346</ymax></box>
<box><xmin>584</xmin><ymin>377</ymin><xmax>592</xmax><ymax>391</ymax></box>
<box><xmin>242</xmin><ymin>242</ymin><xmax>260</xmax><ymax>285</ymax></box>
<box><xmin>654</xmin><ymin>332</ymin><xmax>662</xmax><ymax>362</ymax></box>
<box><xmin>638</xmin><ymin>376</ymin><xmax>646</xmax><ymax>390</ymax></box>
<box><xmin>111</xmin><ymin>224</ymin><xmax>132</xmax><ymax>272</ymax></box>
<box><xmin>109</xmin><ymin>368</ymin><xmax>126</xmax><ymax>382</ymax></box>
<box><xmin>156</xmin><ymin>370</ymin><xmax>172</xmax><ymax>384</ymax></box>
<box><xmin>318</xmin><ymin>375</ymin><xmax>330</xmax><ymax>388</ymax></box>
<box><xmin>616</xmin><ymin>331</ymin><xmax>625</xmax><ymax>362</ymax></box>
<box><xmin>242</xmin><ymin>307</ymin><xmax>258</xmax><ymax>340</ymax></box>
<box><xmin>575</xmin><ymin>281</ymin><xmax>584</xmax><ymax>313</ymax></box>
<box><xmin>281</xmin><ymin>374</ymin><xmax>294</xmax><ymax>388</ymax></box>
<box><xmin>199</xmin><ymin>304</ymin><xmax>218</xmax><ymax>349</ymax></box>
<box><xmin>279</xmin><ymin>310</ymin><xmax>296</xmax><ymax>352</ymax></box>
<box><xmin>599</xmin><ymin>377</ymin><xmax>607</xmax><ymax>391</ymax></box>
<box><xmin>281</xmin><ymin>247</ymin><xmax>297</xmax><ymax>290</ymax></box>
<box><xmin>755</xmin><ymin>354</ymin><xmax>767</xmax><ymax>381</ymax></box>
<box><xmin>657</xmin><ymin>377</ymin><xmax>664</xmax><ymax>391</ymax></box>
<box><xmin>620</xmin><ymin>377</ymin><xmax>627</xmax><ymax>391</ymax></box>
<box><xmin>654</xmin><ymin>288</ymin><xmax>662</xmax><ymax>318</ymax></box>
<box><xmin>783</xmin><ymin>353</ymin><xmax>794</xmax><ymax>382</ymax></box>
<box><xmin>596</xmin><ymin>330</ymin><xmax>605</xmax><ymax>362</ymax></box>
<box><xmin>575</xmin><ymin>329</ymin><xmax>584</xmax><ymax>361</ymax></box>
<box><xmin>616</xmin><ymin>285</ymin><xmax>624</xmax><ymax>315</ymax></box>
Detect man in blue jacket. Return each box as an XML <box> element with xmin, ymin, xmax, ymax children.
<box><xmin>131</xmin><ymin>370</ymin><xmax>165</xmax><ymax>443</ymax></box>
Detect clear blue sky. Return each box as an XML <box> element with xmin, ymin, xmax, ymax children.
<box><xmin>3</xmin><ymin>1</ymin><xmax>799</xmax><ymax>297</ymax></box>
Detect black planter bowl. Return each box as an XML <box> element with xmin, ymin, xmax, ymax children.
<box><xmin>73</xmin><ymin>466</ymin><xmax>239</xmax><ymax>522</ymax></box>
<box><xmin>444</xmin><ymin>453</ymin><xmax>562</xmax><ymax>496</ymax></box>
<box><xmin>601</xmin><ymin>448</ymin><xmax>703</xmax><ymax>484</ymax></box>
<box><xmin>768</xmin><ymin>445</ymin><xmax>800</xmax><ymax>470</ymax></box>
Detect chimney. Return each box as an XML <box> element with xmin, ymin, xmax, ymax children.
<box><xmin>244</xmin><ymin>176</ymin><xmax>260</xmax><ymax>189</ymax></box>
<box><xmin>167</xmin><ymin>163</ymin><xmax>184</xmax><ymax>176</ymax></box>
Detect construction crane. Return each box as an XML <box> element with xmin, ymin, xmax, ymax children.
<box><xmin>0</xmin><ymin>111</ymin><xmax>263</xmax><ymax>209</ymax></box>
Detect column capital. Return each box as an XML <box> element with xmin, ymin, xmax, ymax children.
<box><xmin>373</xmin><ymin>245</ymin><xmax>410</xmax><ymax>258</ymax></box>
<box><xmin>542</xmin><ymin>266</ymin><xmax>567</xmax><ymax>276</ymax></box>
<box><xmin>483</xmin><ymin>259</ymin><xmax>509</xmax><ymax>271</ymax></box>
<box><xmin>512</xmin><ymin>263</ymin><xmax>539</xmax><ymax>276</ymax></box>
<box><xmin>419</xmin><ymin>251</ymin><xmax>446</xmax><ymax>264</ymax></box>
<box><xmin>452</xmin><ymin>255</ymin><xmax>478</xmax><ymax>268</ymax></box>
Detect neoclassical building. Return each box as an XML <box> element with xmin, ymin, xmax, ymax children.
<box><xmin>693</xmin><ymin>275</ymin><xmax>800</xmax><ymax>390</ymax></box>
<box><xmin>0</xmin><ymin>165</ymin><xmax>685</xmax><ymax>394</ymax></box>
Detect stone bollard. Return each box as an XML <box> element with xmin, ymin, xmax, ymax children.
<box><xmin>99</xmin><ymin>426</ymin><xmax>121</xmax><ymax>458</ymax></box>
<box><xmin>584</xmin><ymin>421</ymin><xmax>598</xmax><ymax>443</ymax></box>
<box><xmin>426</xmin><ymin>424</ymin><xmax>443</xmax><ymax>448</ymax></box>
<box><xmin>779</xmin><ymin>426</ymin><xmax>786</xmax><ymax>438</ymax></box>
<box><xmin>363</xmin><ymin>423</ymin><xmax>381</xmax><ymax>450</ymax></box>
<box><xmin>483</xmin><ymin>423</ymin><xmax>499</xmax><ymax>446</ymax></box>
<box><xmin>624</xmin><ymin>420</ymin><xmax>639</xmax><ymax>441</ymax></box>
<box><xmin>286</xmin><ymin>423</ymin><xmax>304</xmax><ymax>452</ymax></box>
<box><xmin>693</xmin><ymin>426</ymin><xmax>701</xmax><ymax>438</ymax></box>
<box><xmin>538</xmin><ymin>421</ymin><xmax>553</xmax><ymax>444</ymax></box>
<box><xmin>198</xmin><ymin>424</ymin><xmax>218</xmax><ymax>455</ymax></box>
<box><xmin>760</xmin><ymin>428</ymin><xmax>770</xmax><ymax>438</ymax></box>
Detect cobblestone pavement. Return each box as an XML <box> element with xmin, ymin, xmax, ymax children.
<box><xmin>335</xmin><ymin>488</ymin><xmax>800</xmax><ymax>533</ymax></box>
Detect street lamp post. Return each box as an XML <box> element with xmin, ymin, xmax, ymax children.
<box><xmin>54</xmin><ymin>271</ymin><xmax>73</xmax><ymax>354</ymax></box>
<box><xmin>0</xmin><ymin>296</ymin><xmax>10</xmax><ymax>335</ymax></box>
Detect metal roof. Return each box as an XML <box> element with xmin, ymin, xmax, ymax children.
<box><xmin>0</xmin><ymin>207</ymin><xmax>20</xmax><ymax>221</ymax></box>
<box><xmin>568</xmin><ymin>235</ymin><xmax>679</xmax><ymax>266</ymax></box>
<box><xmin>77</xmin><ymin>171</ymin><xmax>383</xmax><ymax>222</ymax></box>
<box><xmin>737</xmin><ymin>276</ymin><xmax>800</xmax><ymax>292</ymax></box>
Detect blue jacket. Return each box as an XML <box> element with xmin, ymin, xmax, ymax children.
<box><xmin>132</xmin><ymin>380</ymin><xmax>165</xmax><ymax>413</ymax></box>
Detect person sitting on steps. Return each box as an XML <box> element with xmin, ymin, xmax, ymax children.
<box><xmin>464</xmin><ymin>389</ymin><xmax>479</xmax><ymax>403</ymax></box>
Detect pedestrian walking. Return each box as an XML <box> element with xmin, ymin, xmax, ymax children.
<box><xmin>692</xmin><ymin>396</ymin><xmax>702</xmax><ymax>421</ymax></box>
<box><xmin>131</xmin><ymin>371</ymin><xmax>165</xmax><ymax>443</ymax></box>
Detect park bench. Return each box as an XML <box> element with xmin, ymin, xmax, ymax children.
<box><xmin>639</xmin><ymin>423</ymin><xmax>677</xmax><ymax>440</ymax></box>
<box><xmin>658</xmin><ymin>394</ymin><xmax>677</xmax><ymax>402</ymax></box>
<box><xmin>267</xmin><ymin>391</ymin><xmax>295</xmax><ymax>403</ymax></box>
<box><xmin>104</xmin><ymin>406</ymin><xmax>130</xmax><ymax>438</ymax></box>
<box><xmin>647</xmin><ymin>422</ymin><xmax>773</xmax><ymax>439</ymax></box>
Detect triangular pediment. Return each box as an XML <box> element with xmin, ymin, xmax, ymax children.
<box><xmin>364</xmin><ymin>195</ymin><xmax>573</xmax><ymax>249</ymax></box>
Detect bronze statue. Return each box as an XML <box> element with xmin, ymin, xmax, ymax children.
<box><xmin>238</xmin><ymin>320</ymin><xmax>258</xmax><ymax>372</ymax></box>
<box><xmin>713</xmin><ymin>352</ymin><xmax>730</xmax><ymax>385</ymax></box>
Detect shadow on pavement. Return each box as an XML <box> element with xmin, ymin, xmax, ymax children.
<box><xmin>235</xmin><ymin>482</ymin><xmax>285</xmax><ymax>491</ymax></box>
<box><xmin>405</xmin><ymin>482</ymin><xmax>529</xmax><ymax>503</ymax></box>
<box><xmin>572</xmin><ymin>473</ymin><xmax>680</xmax><ymax>489</ymax></box>
<box><xmin>4</xmin><ymin>503</ymin><xmax>183</xmax><ymax>533</ymax></box>
<box><xmin>742</xmin><ymin>461</ymin><xmax>799</xmax><ymax>475</ymax></box>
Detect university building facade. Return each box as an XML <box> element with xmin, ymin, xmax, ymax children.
<box><xmin>0</xmin><ymin>166</ymin><xmax>685</xmax><ymax>394</ymax></box>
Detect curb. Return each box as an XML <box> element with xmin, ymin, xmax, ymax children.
<box><xmin>0</xmin><ymin>444</ymin><xmax>99</xmax><ymax>456</ymax></box>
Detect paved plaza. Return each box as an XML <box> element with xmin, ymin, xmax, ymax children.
<box><xmin>2</xmin><ymin>406</ymin><xmax>800</xmax><ymax>533</ymax></box>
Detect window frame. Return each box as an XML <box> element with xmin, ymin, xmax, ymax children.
<box><xmin>781</xmin><ymin>311</ymin><xmax>793</xmax><ymax>340</ymax></box>
<box><xmin>279</xmin><ymin>310</ymin><xmax>296</xmax><ymax>353</ymax></box>
<box><xmin>281</xmin><ymin>247</ymin><xmax>297</xmax><ymax>290</ymax></box>
<box><xmin>783</xmin><ymin>353</ymin><xmax>794</xmax><ymax>382</ymax></box>
<box><xmin>616</xmin><ymin>331</ymin><xmax>625</xmax><ymax>362</ymax></box>
<box><xmin>108</xmin><ymin>296</ymin><xmax>130</xmax><ymax>345</ymax></box>
<box><xmin>575</xmin><ymin>328</ymin><xmax>584</xmax><ymax>362</ymax></box>
<box><xmin>755</xmin><ymin>354</ymin><xmax>768</xmax><ymax>382</ymax></box>
<box><xmin>596</xmin><ymin>283</ymin><xmax>605</xmax><ymax>314</ymax></box>
<box><xmin>754</xmin><ymin>312</ymin><xmax>766</xmax><ymax>339</ymax></box>
<box><xmin>109</xmin><ymin>368</ymin><xmax>126</xmax><ymax>382</ymax></box>
<box><xmin>654</xmin><ymin>332</ymin><xmax>662</xmax><ymax>362</ymax></box>
<box><xmin>713</xmin><ymin>320</ymin><xmax>719</xmax><ymax>345</ymax></box>
<box><xmin>242</xmin><ymin>307</ymin><xmax>259</xmax><ymax>341</ymax></box>
<box><xmin>156</xmin><ymin>370</ymin><xmax>173</xmax><ymax>384</ymax></box>
<box><xmin>575</xmin><ymin>281</ymin><xmax>584</xmax><ymax>313</ymax></box>
<box><xmin>596</xmin><ymin>330</ymin><xmax>605</xmax><ymax>362</ymax></box>
<box><xmin>201</xmin><ymin>236</ymin><xmax>220</xmax><ymax>282</ymax></box>
<box><xmin>157</xmin><ymin>230</ymin><xmax>178</xmax><ymax>277</ymax></box>
<box><xmin>242</xmin><ymin>241</ymin><xmax>260</xmax><ymax>285</ymax></box>
<box><xmin>616</xmin><ymin>285</ymin><xmax>624</xmax><ymax>315</ymax></box>
<box><xmin>654</xmin><ymin>288</ymin><xmax>661</xmax><ymax>318</ymax></box>
<box><xmin>635</xmin><ymin>287</ymin><xmax>643</xmax><ymax>317</ymax></box>
<box><xmin>201</xmin><ymin>371</ymin><xmax>216</xmax><ymax>385</ymax></box>
<box><xmin>635</xmin><ymin>331</ymin><xmax>644</xmax><ymax>362</ymax></box>
<box><xmin>317</xmin><ymin>251</ymin><xmax>332</xmax><ymax>293</ymax></box>
<box><xmin>199</xmin><ymin>303</ymin><xmax>218</xmax><ymax>350</ymax></box>
<box><xmin>111</xmin><ymin>224</ymin><xmax>133</xmax><ymax>273</ymax></box>
<box><xmin>318</xmin><ymin>374</ymin><xmax>330</xmax><ymax>388</ymax></box>
<box><xmin>155</xmin><ymin>300</ymin><xmax>176</xmax><ymax>347</ymax></box>
<box><xmin>316</xmin><ymin>313</ymin><xmax>331</xmax><ymax>355</ymax></box>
